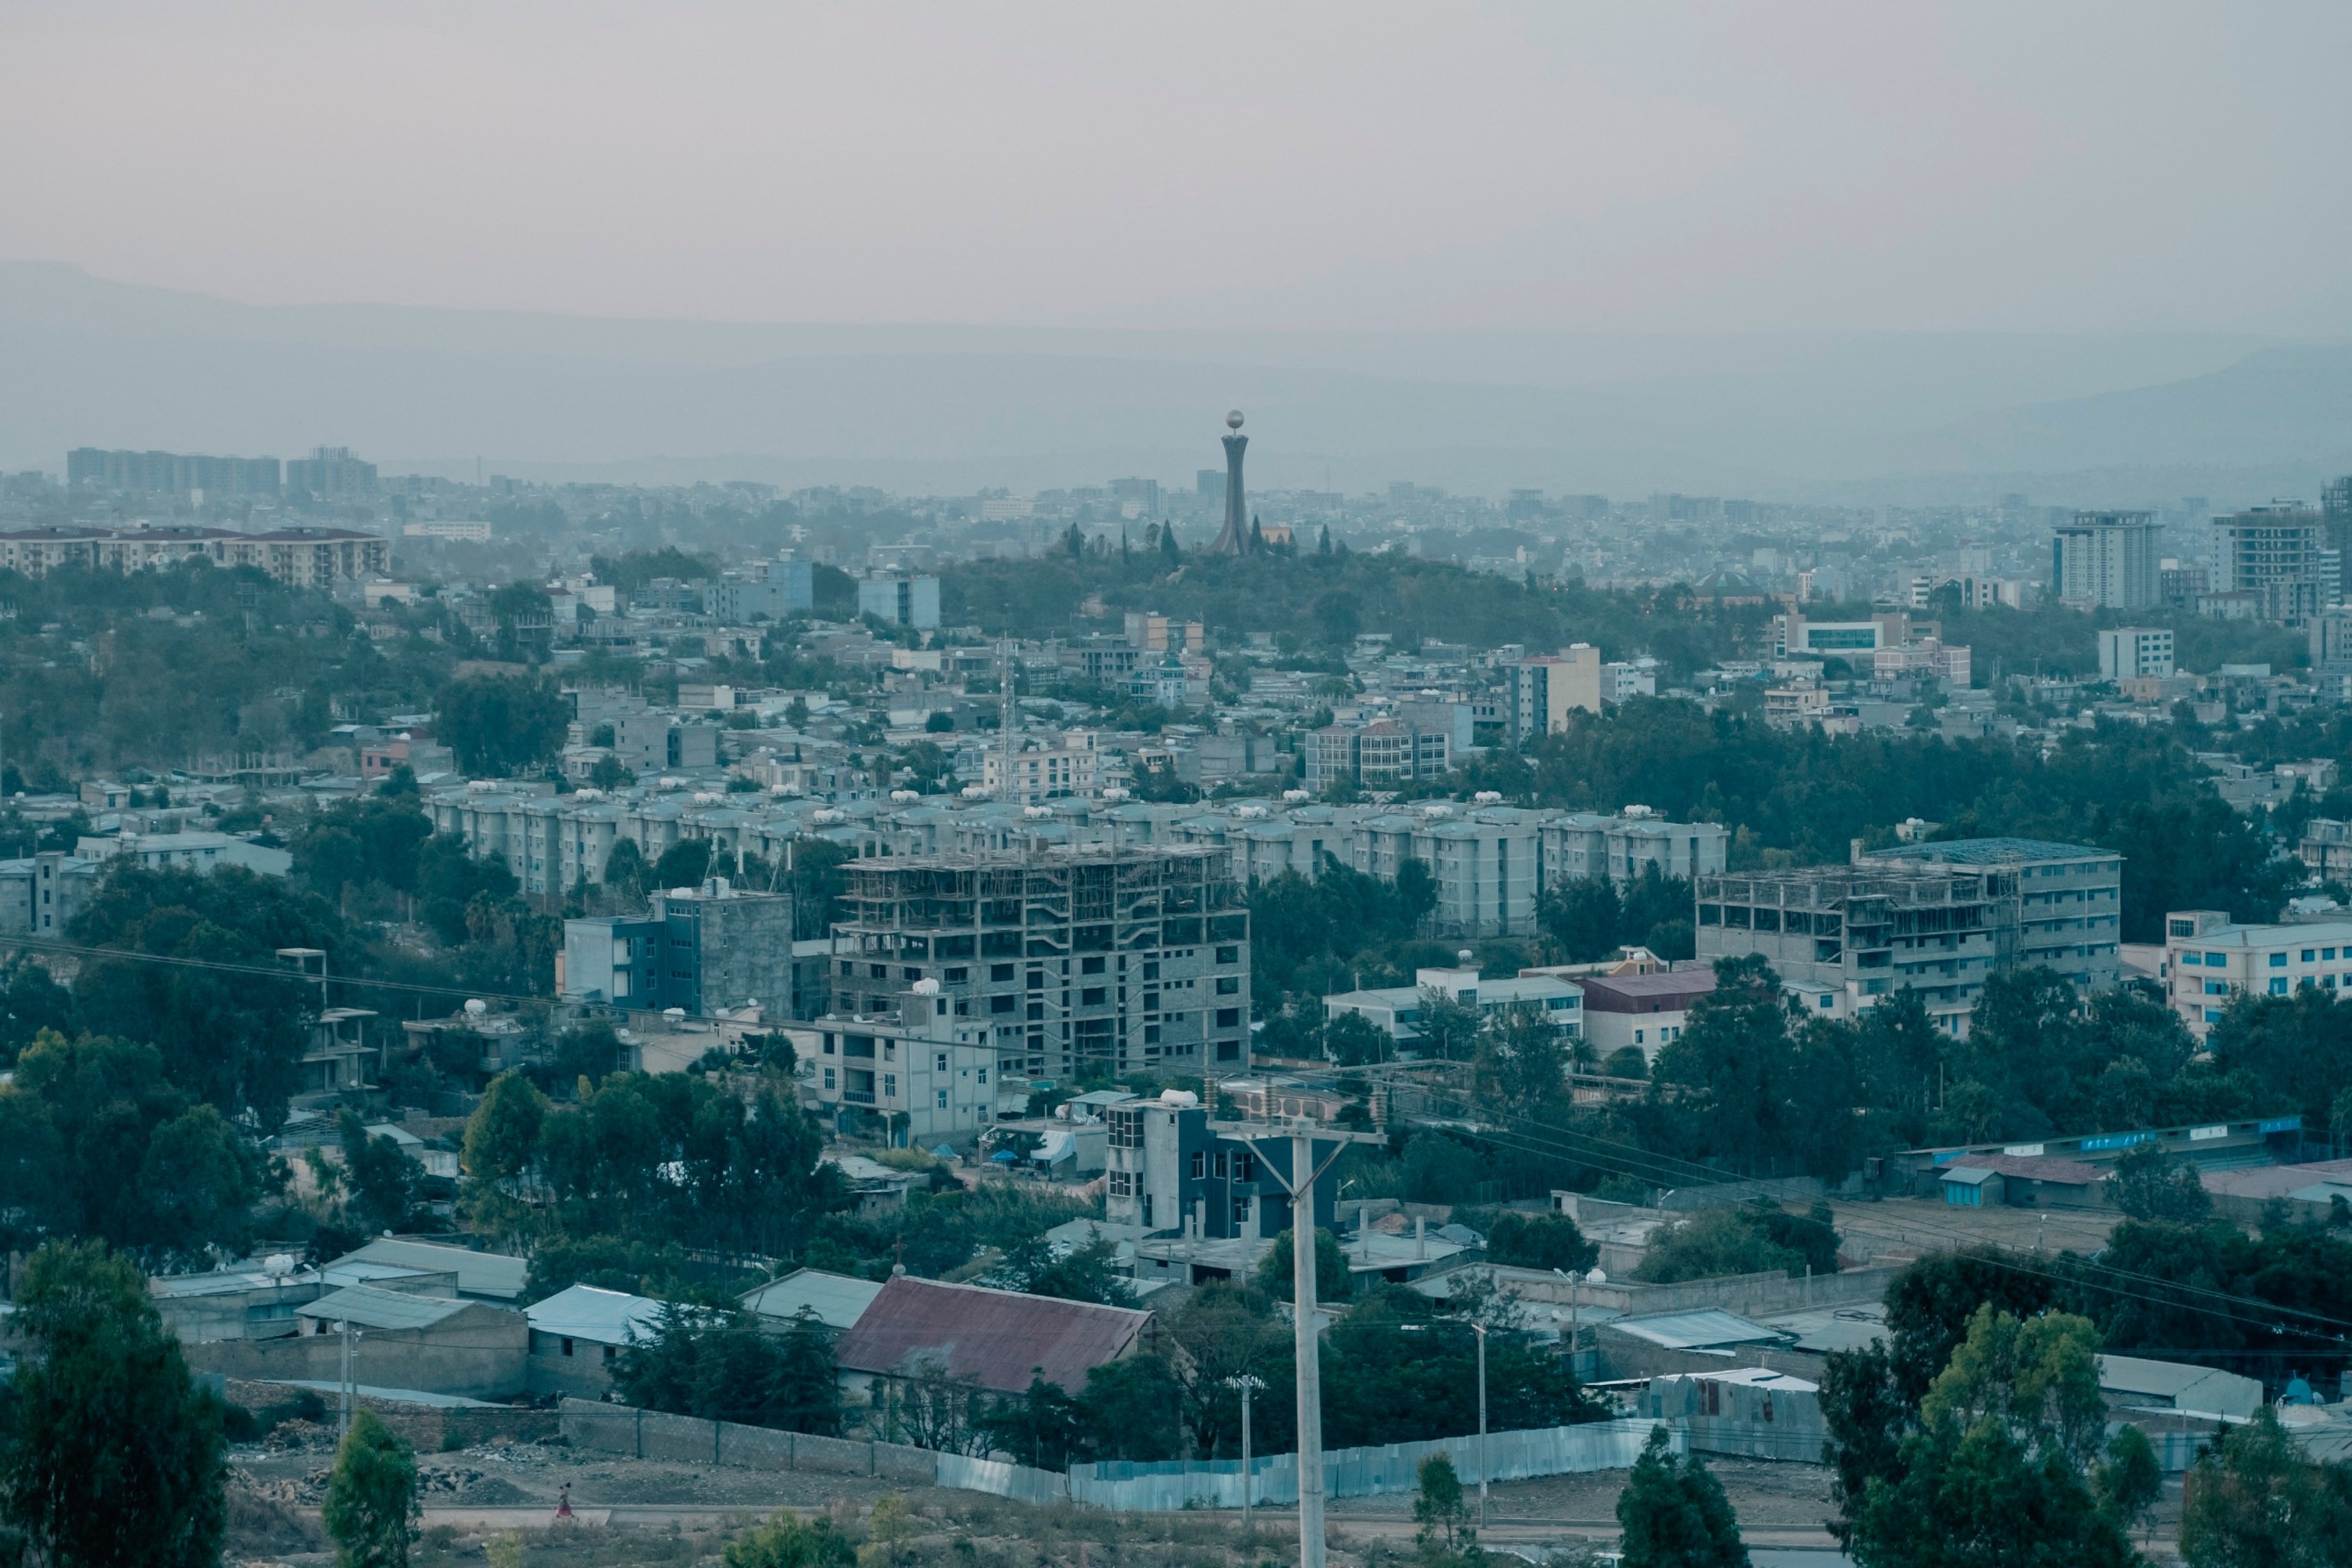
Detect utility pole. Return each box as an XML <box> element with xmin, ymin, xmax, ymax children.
<box><xmin>338</xmin><ymin>1318</ymin><xmax>355</xmax><ymax>1436</ymax></box>
<box><xmin>1227</xmin><ymin>1373</ymin><xmax>1263</xmax><ymax>1539</ymax></box>
<box><xmin>1474</xmin><ymin>1322</ymin><xmax>1488</xmax><ymax>1530</ymax></box>
<box><xmin>1236</xmin><ymin>1116</ymin><xmax>1380</xmax><ymax>1568</ymax></box>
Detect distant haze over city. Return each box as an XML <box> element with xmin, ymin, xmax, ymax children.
<box><xmin>2</xmin><ymin>5</ymin><xmax>2347</xmax><ymax>505</ymax></box>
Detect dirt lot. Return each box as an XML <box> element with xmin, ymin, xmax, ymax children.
<box><xmin>230</xmin><ymin>1427</ymin><xmax>1858</xmax><ymax>1566</ymax></box>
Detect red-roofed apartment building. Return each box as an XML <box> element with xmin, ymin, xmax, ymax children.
<box><xmin>833</xmin><ymin>1274</ymin><xmax>1153</xmax><ymax>1401</ymax></box>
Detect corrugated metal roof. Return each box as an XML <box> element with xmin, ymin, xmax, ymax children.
<box><xmin>332</xmin><ymin>1240</ymin><xmax>528</xmax><ymax>1300</ymax></box>
<box><xmin>742</xmin><ymin>1269</ymin><xmax>887</xmax><ymax>1331</ymax></box>
<box><xmin>834</xmin><ymin>1274</ymin><xmax>1149</xmax><ymax>1394</ymax></box>
<box><xmin>1606</xmin><ymin>1308</ymin><xmax>1785</xmax><ymax>1351</ymax></box>
<box><xmin>296</xmin><ymin>1284</ymin><xmax>476</xmax><ymax>1331</ymax></box>
<box><xmin>524</xmin><ymin>1285</ymin><xmax>668</xmax><ymax>1347</ymax></box>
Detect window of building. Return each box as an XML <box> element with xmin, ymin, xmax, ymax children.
<box><xmin>882</xmin><ymin>1073</ymin><xmax>897</xmax><ymax>1097</ymax></box>
<box><xmin>562</xmin><ymin>1338</ymin><xmax>575</xmax><ymax>1357</ymax></box>
<box><xmin>976</xmin><ymin>1067</ymin><xmax>988</xmax><ymax>1083</ymax></box>
<box><xmin>823</xmin><ymin>1034</ymin><xmax>837</xmax><ymax>1054</ymax></box>
<box><xmin>2271</xmin><ymin>979</ymin><xmax>2289</xmax><ymax>995</ymax></box>
<box><xmin>1142</xmin><ymin>961</ymin><xmax>1161</xmax><ymax>981</ymax></box>
<box><xmin>1216</xmin><ymin>946</ymin><xmax>1239</xmax><ymax>965</ymax></box>
<box><xmin>1191</xmin><ymin>1152</ymin><xmax>1206</xmax><ymax>1179</ymax></box>
<box><xmin>1217</xmin><ymin>1008</ymin><xmax>1240</xmax><ymax>1028</ymax></box>
<box><xmin>1217</xmin><ymin>976</ymin><xmax>1240</xmax><ymax>995</ymax></box>
<box><xmin>936</xmin><ymin>1053</ymin><xmax>949</xmax><ymax>1073</ymax></box>
<box><xmin>823</xmin><ymin>1067</ymin><xmax>836</xmax><ymax>1089</ymax></box>
<box><xmin>1108</xmin><ymin>1109</ymin><xmax>1143</xmax><ymax>1149</ymax></box>
<box><xmin>936</xmin><ymin>1090</ymin><xmax>949</xmax><ymax>1108</ymax></box>
<box><xmin>1235</xmin><ymin>1153</ymin><xmax>1254</xmax><ymax>1181</ymax></box>
<box><xmin>992</xmin><ymin>963</ymin><xmax>1015</xmax><ymax>982</ymax></box>
<box><xmin>1233</xmin><ymin>1193</ymin><xmax>1252</xmax><ymax>1225</ymax></box>
<box><xmin>946</xmin><ymin>968</ymin><xmax>969</xmax><ymax>982</ymax></box>
<box><xmin>1213</xmin><ymin>1152</ymin><xmax>1228</xmax><ymax>1178</ymax></box>
<box><xmin>870</xmin><ymin>964</ymin><xmax>889</xmax><ymax>979</ymax></box>
<box><xmin>2271</xmin><ymin>953</ymin><xmax>2288</xmax><ymax>968</ymax></box>
<box><xmin>1145</xmin><ymin>1024</ymin><xmax>1161</xmax><ymax>1044</ymax></box>
<box><xmin>1082</xmin><ymin>956</ymin><xmax>1106</xmax><ymax>974</ymax></box>
<box><xmin>1082</xmin><ymin>987</ymin><xmax>1106</xmax><ymax>1005</ymax></box>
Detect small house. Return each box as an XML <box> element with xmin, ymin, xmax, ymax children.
<box><xmin>524</xmin><ymin>1284</ymin><xmax>668</xmax><ymax>1398</ymax></box>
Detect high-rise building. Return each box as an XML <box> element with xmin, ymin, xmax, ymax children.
<box><xmin>704</xmin><ymin>559</ymin><xmax>814</xmax><ymax>622</ymax></box>
<box><xmin>1508</xmin><ymin>646</ymin><xmax>1602</xmax><ymax>744</ymax></box>
<box><xmin>829</xmin><ymin>844</ymin><xmax>1251</xmax><ymax>1082</ymax></box>
<box><xmin>2324</xmin><ymin>476</ymin><xmax>2352</xmax><ymax>603</ymax></box>
<box><xmin>2210</xmin><ymin>502</ymin><xmax>2328</xmax><ymax>622</ymax></box>
<box><xmin>561</xmin><ymin>879</ymin><xmax>795</xmax><ymax>1017</ymax></box>
<box><xmin>284</xmin><ymin>446</ymin><xmax>377</xmax><ymax>497</ymax></box>
<box><xmin>856</xmin><ymin>573</ymin><xmax>939</xmax><ymax>629</ymax></box>
<box><xmin>2050</xmin><ymin>511</ymin><xmax>2160</xmax><ymax>609</ymax></box>
<box><xmin>67</xmin><ymin>447</ymin><xmax>283</xmax><ymax>496</ymax></box>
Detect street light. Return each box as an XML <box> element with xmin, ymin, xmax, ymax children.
<box><xmin>1224</xmin><ymin>1374</ymin><xmax>1266</xmax><ymax>1538</ymax></box>
<box><xmin>1401</xmin><ymin>1321</ymin><xmax>1488</xmax><ymax>1529</ymax></box>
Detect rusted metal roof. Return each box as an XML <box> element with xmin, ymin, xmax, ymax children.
<box><xmin>833</xmin><ymin>1274</ymin><xmax>1149</xmax><ymax>1395</ymax></box>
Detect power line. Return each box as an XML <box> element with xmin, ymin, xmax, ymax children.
<box><xmin>0</xmin><ymin>933</ymin><xmax>554</xmax><ymax>1009</ymax></box>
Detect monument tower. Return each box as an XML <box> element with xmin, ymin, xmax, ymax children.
<box><xmin>1211</xmin><ymin>409</ymin><xmax>1250</xmax><ymax>555</ymax></box>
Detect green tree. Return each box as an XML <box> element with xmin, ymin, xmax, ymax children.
<box><xmin>1255</xmin><ymin>1224</ymin><xmax>1352</xmax><ymax>1304</ymax></box>
<box><xmin>2103</xmin><ymin>1142</ymin><xmax>2213</xmax><ymax>1223</ymax></box>
<box><xmin>1615</xmin><ymin>1426</ymin><xmax>1749</xmax><ymax>1568</ymax></box>
<box><xmin>981</xmin><ymin>1375</ymin><xmax>1084</xmax><ymax>1468</ymax></box>
<box><xmin>0</xmin><ymin>1240</ymin><xmax>228</xmax><ymax>1568</ymax></box>
<box><xmin>1482</xmin><ymin>1211</ymin><xmax>1597</xmax><ymax>1272</ymax></box>
<box><xmin>2096</xmin><ymin>1424</ymin><xmax>2163</xmax><ymax>1542</ymax></box>
<box><xmin>1416</xmin><ymin>987</ymin><xmax>1484</xmax><ymax>1063</ymax></box>
<box><xmin>340</xmin><ymin>1112</ymin><xmax>416</xmax><ymax>1235</ymax></box>
<box><xmin>1325</xmin><ymin>1010</ymin><xmax>1396</xmax><ymax>1066</ymax></box>
<box><xmin>323</xmin><ymin>1409</ymin><xmax>420</xmax><ymax>1568</ymax></box>
<box><xmin>1413</xmin><ymin>1452</ymin><xmax>1475</xmax><ymax>1552</ymax></box>
<box><xmin>726</xmin><ymin>1512</ymin><xmax>857</xmax><ymax>1568</ymax></box>
<box><xmin>2180</xmin><ymin>1404</ymin><xmax>2352</xmax><ymax>1567</ymax></box>
<box><xmin>1643</xmin><ymin>956</ymin><xmax>1862</xmax><ymax>1181</ymax></box>
<box><xmin>1473</xmin><ymin>1003</ymin><xmax>1574</xmax><ymax>1120</ymax></box>
<box><xmin>460</xmin><ymin>1070</ymin><xmax>548</xmax><ymax>1242</ymax></box>
<box><xmin>603</xmin><ymin>838</ymin><xmax>651</xmax><ymax>903</ymax></box>
<box><xmin>653</xmin><ymin>837</ymin><xmax>714</xmax><ymax>891</ymax></box>
<box><xmin>985</xmin><ymin>1234</ymin><xmax>1138</xmax><ymax>1307</ymax></box>
<box><xmin>1073</xmin><ymin>1352</ymin><xmax>1184</xmax><ymax>1462</ymax></box>
<box><xmin>433</xmin><ymin>674</ymin><xmax>568</xmax><ymax>776</ymax></box>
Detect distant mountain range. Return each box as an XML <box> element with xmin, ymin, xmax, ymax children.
<box><xmin>2</xmin><ymin>260</ymin><xmax>2345</xmax><ymax>505</ymax></box>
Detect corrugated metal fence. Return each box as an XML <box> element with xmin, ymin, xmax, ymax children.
<box><xmin>1071</xmin><ymin>1419</ymin><xmax>1671</xmax><ymax>1510</ymax></box>
<box><xmin>561</xmin><ymin>1401</ymin><xmax>1670</xmax><ymax>1511</ymax></box>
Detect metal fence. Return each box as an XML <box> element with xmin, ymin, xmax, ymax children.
<box><xmin>563</xmin><ymin>1400</ymin><xmax>1673</xmax><ymax>1513</ymax></box>
<box><xmin>1069</xmin><ymin>1419</ymin><xmax>1674</xmax><ymax>1511</ymax></box>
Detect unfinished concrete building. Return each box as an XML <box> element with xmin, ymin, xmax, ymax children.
<box><xmin>831</xmin><ymin>845</ymin><xmax>1251</xmax><ymax>1083</ymax></box>
<box><xmin>1697</xmin><ymin>861</ymin><xmax>2023</xmax><ymax>1035</ymax></box>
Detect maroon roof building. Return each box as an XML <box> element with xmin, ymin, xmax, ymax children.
<box><xmin>833</xmin><ymin>1275</ymin><xmax>1152</xmax><ymax>1396</ymax></box>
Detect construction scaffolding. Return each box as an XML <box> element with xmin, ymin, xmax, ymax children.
<box><xmin>830</xmin><ymin>845</ymin><xmax>1250</xmax><ymax>1083</ymax></box>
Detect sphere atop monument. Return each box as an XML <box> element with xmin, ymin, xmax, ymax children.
<box><xmin>1226</xmin><ymin>410</ymin><xmax>1244</xmax><ymax>430</ymax></box>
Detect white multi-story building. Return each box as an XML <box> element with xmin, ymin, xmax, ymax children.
<box><xmin>2099</xmin><ymin>627</ymin><xmax>2176</xmax><ymax>682</ymax></box>
<box><xmin>2163</xmin><ymin>910</ymin><xmax>2352</xmax><ymax>1038</ymax></box>
<box><xmin>795</xmin><ymin>990</ymin><xmax>1003</xmax><ymax>1142</ymax></box>
<box><xmin>1507</xmin><ymin>646</ymin><xmax>1602</xmax><ymax>743</ymax></box>
<box><xmin>983</xmin><ymin>731</ymin><xmax>1099</xmax><ymax>802</ymax></box>
<box><xmin>2052</xmin><ymin>511</ymin><xmax>2161</xmax><ymax>610</ymax></box>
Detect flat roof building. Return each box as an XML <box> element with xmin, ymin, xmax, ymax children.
<box><xmin>1862</xmin><ymin>838</ymin><xmax>2121</xmax><ymax>995</ymax></box>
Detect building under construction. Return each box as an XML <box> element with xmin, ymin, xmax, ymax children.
<box><xmin>1696</xmin><ymin>861</ymin><xmax>2023</xmax><ymax>1035</ymax></box>
<box><xmin>831</xmin><ymin>844</ymin><xmax>1251</xmax><ymax>1083</ymax></box>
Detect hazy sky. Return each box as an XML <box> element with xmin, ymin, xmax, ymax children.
<box><xmin>5</xmin><ymin>2</ymin><xmax>2347</xmax><ymax>335</ymax></box>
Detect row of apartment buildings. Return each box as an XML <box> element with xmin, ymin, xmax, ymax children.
<box><xmin>433</xmin><ymin>778</ymin><xmax>1730</xmax><ymax>939</ymax></box>
<box><xmin>0</xmin><ymin>523</ymin><xmax>388</xmax><ymax>589</ymax></box>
